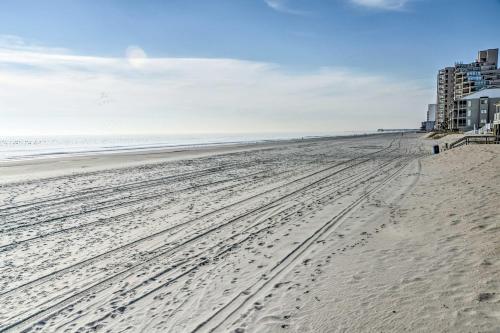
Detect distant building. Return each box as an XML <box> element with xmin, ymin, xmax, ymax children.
<box><xmin>436</xmin><ymin>49</ymin><xmax>500</xmax><ymax>131</ymax></box>
<box><xmin>423</xmin><ymin>104</ymin><xmax>436</xmax><ymax>131</ymax></box>
<box><xmin>427</xmin><ymin>104</ymin><xmax>436</xmax><ymax>122</ymax></box>
<box><xmin>436</xmin><ymin>67</ymin><xmax>455</xmax><ymax>130</ymax></box>
<box><xmin>459</xmin><ymin>87</ymin><xmax>500</xmax><ymax>132</ymax></box>
<box><xmin>424</xmin><ymin>122</ymin><xmax>435</xmax><ymax>132</ymax></box>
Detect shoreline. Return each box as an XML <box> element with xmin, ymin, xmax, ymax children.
<box><xmin>0</xmin><ymin>132</ymin><xmax>380</xmax><ymax>164</ymax></box>
<box><xmin>0</xmin><ymin>132</ymin><xmax>389</xmax><ymax>184</ymax></box>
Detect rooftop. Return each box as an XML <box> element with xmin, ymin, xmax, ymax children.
<box><xmin>462</xmin><ymin>87</ymin><xmax>500</xmax><ymax>100</ymax></box>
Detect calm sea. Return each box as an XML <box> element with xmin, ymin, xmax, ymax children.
<box><xmin>0</xmin><ymin>132</ymin><xmax>374</xmax><ymax>161</ymax></box>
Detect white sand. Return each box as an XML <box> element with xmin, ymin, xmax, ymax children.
<box><xmin>234</xmin><ymin>143</ymin><xmax>500</xmax><ymax>332</ymax></box>
<box><xmin>0</xmin><ymin>134</ymin><xmax>498</xmax><ymax>332</ymax></box>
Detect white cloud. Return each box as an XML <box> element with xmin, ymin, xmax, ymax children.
<box><xmin>349</xmin><ymin>0</ymin><xmax>410</xmax><ymax>10</ymax></box>
<box><xmin>263</xmin><ymin>0</ymin><xmax>308</xmax><ymax>15</ymax></box>
<box><xmin>0</xmin><ymin>36</ymin><xmax>431</xmax><ymax>135</ymax></box>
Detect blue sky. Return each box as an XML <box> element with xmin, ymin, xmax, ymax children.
<box><xmin>0</xmin><ymin>0</ymin><xmax>499</xmax><ymax>135</ymax></box>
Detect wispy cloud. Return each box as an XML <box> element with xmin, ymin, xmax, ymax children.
<box><xmin>263</xmin><ymin>0</ymin><xmax>309</xmax><ymax>15</ymax></box>
<box><xmin>0</xmin><ymin>35</ymin><xmax>431</xmax><ymax>135</ymax></box>
<box><xmin>0</xmin><ymin>34</ymin><xmax>68</xmax><ymax>54</ymax></box>
<box><xmin>349</xmin><ymin>0</ymin><xmax>410</xmax><ymax>11</ymax></box>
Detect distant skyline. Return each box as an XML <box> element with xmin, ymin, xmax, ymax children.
<box><xmin>1</xmin><ymin>0</ymin><xmax>499</xmax><ymax>135</ymax></box>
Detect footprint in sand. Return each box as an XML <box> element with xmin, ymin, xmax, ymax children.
<box><xmin>254</xmin><ymin>302</ymin><xmax>264</xmax><ymax>310</ymax></box>
<box><xmin>478</xmin><ymin>293</ymin><xmax>496</xmax><ymax>302</ymax></box>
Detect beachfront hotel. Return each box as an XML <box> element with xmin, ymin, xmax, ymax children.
<box><xmin>459</xmin><ymin>87</ymin><xmax>500</xmax><ymax>132</ymax></box>
<box><xmin>436</xmin><ymin>48</ymin><xmax>500</xmax><ymax>131</ymax></box>
<box><xmin>436</xmin><ymin>67</ymin><xmax>455</xmax><ymax>130</ymax></box>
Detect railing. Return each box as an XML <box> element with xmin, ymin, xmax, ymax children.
<box><xmin>449</xmin><ymin>135</ymin><xmax>499</xmax><ymax>149</ymax></box>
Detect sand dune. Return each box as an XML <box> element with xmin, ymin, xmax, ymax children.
<box><xmin>0</xmin><ymin>134</ymin><xmax>498</xmax><ymax>332</ymax></box>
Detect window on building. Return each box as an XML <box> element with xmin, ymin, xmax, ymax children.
<box><xmin>467</xmin><ymin>110</ymin><xmax>471</xmax><ymax>117</ymax></box>
<box><xmin>467</xmin><ymin>100</ymin><xmax>472</xmax><ymax>107</ymax></box>
<box><xmin>481</xmin><ymin>99</ymin><xmax>488</xmax><ymax>105</ymax></box>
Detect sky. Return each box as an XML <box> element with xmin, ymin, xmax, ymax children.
<box><xmin>0</xmin><ymin>0</ymin><xmax>499</xmax><ymax>135</ymax></box>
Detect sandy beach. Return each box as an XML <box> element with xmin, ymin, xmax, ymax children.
<box><xmin>0</xmin><ymin>133</ymin><xmax>499</xmax><ymax>333</ymax></box>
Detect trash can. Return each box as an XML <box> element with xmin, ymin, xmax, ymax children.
<box><xmin>433</xmin><ymin>145</ymin><xmax>440</xmax><ymax>154</ymax></box>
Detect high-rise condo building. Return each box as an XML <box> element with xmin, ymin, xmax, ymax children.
<box><xmin>436</xmin><ymin>67</ymin><xmax>455</xmax><ymax>130</ymax></box>
<box><xmin>436</xmin><ymin>48</ymin><xmax>500</xmax><ymax>131</ymax></box>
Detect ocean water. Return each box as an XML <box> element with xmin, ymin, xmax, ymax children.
<box><xmin>0</xmin><ymin>132</ymin><xmax>374</xmax><ymax>162</ymax></box>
